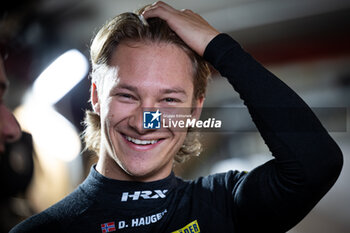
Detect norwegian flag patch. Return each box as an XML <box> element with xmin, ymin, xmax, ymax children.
<box><xmin>101</xmin><ymin>221</ymin><xmax>116</xmax><ymax>232</ymax></box>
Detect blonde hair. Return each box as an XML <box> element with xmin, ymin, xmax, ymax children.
<box><xmin>83</xmin><ymin>6</ymin><xmax>210</xmax><ymax>163</ymax></box>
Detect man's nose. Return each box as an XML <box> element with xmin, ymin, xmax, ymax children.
<box><xmin>128</xmin><ymin>103</ymin><xmax>156</xmax><ymax>135</ymax></box>
<box><xmin>0</xmin><ymin>105</ymin><xmax>22</xmax><ymax>144</ymax></box>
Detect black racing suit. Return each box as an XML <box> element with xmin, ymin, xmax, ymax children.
<box><xmin>10</xmin><ymin>34</ymin><xmax>343</xmax><ymax>233</ymax></box>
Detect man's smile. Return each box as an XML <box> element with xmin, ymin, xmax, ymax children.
<box><xmin>120</xmin><ymin>133</ymin><xmax>166</xmax><ymax>151</ymax></box>
<box><xmin>124</xmin><ymin>135</ymin><xmax>159</xmax><ymax>145</ymax></box>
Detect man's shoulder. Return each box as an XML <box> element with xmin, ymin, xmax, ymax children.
<box><xmin>47</xmin><ymin>185</ymin><xmax>93</xmax><ymax>217</ymax></box>
<box><xmin>190</xmin><ymin>170</ymin><xmax>247</xmax><ymax>189</ymax></box>
<box><xmin>10</xmin><ymin>186</ymin><xmax>92</xmax><ymax>233</ymax></box>
<box><xmin>177</xmin><ymin>170</ymin><xmax>247</xmax><ymax>198</ymax></box>
<box><xmin>176</xmin><ymin>170</ymin><xmax>248</xmax><ymax>214</ymax></box>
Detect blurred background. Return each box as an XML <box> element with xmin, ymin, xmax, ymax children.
<box><xmin>1</xmin><ymin>0</ymin><xmax>349</xmax><ymax>232</ymax></box>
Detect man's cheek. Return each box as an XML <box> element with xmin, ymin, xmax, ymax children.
<box><xmin>106</xmin><ymin>102</ymin><xmax>133</xmax><ymax>125</ymax></box>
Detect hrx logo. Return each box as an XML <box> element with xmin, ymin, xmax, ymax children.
<box><xmin>143</xmin><ymin>110</ymin><xmax>162</xmax><ymax>129</ymax></box>
<box><xmin>121</xmin><ymin>190</ymin><xmax>168</xmax><ymax>202</ymax></box>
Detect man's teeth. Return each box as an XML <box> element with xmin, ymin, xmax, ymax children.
<box><xmin>125</xmin><ymin>136</ymin><xmax>159</xmax><ymax>145</ymax></box>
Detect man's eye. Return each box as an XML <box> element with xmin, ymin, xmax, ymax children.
<box><xmin>163</xmin><ymin>98</ymin><xmax>179</xmax><ymax>103</ymax></box>
<box><xmin>116</xmin><ymin>93</ymin><xmax>135</xmax><ymax>100</ymax></box>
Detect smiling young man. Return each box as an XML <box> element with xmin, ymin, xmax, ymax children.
<box><xmin>92</xmin><ymin>40</ymin><xmax>203</xmax><ymax>182</ymax></box>
<box><xmin>11</xmin><ymin>2</ymin><xmax>343</xmax><ymax>233</ymax></box>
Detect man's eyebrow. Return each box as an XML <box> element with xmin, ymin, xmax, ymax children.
<box><xmin>115</xmin><ymin>85</ymin><xmax>187</xmax><ymax>96</ymax></box>
<box><xmin>114</xmin><ymin>84</ymin><xmax>138</xmax><ymax>92</ymax></box>
<box><xmin>160</xmin><ymin>88</ymin><xmax>187</xmax><ymax>96</ymax></box>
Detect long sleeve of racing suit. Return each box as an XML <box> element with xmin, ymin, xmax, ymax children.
<box><xmin>203</xmin><ymin>33</ymin><xmax>343</xmax><ymax>232</ymax></box>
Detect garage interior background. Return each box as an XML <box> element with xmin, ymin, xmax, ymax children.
<box><xmin>1</xmin><ymin>0</ymin><xmax>350</xmax><ymax>232</ymax></box>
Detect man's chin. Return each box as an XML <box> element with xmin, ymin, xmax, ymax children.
<box><xmin>122</xmin><ymin>164</ymin><xmax>168</xmax><ymax>182</ymax></box>
<box><xmin>124</xmin><ymin>171</ymin><xmax>157</xmax><ymax>182</ymax></box>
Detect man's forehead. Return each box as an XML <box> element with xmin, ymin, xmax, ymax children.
<box><xmin>112</xmin><ymin>42</ymin><xmax>193</xmax><ymax>74</ymax></box>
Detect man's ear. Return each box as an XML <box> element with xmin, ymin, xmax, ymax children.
<box><xmin>91</xmin><ymin>83</ymin><xmax>100</xmax><ymax>114</ymax></box>
<box><xmin>192</xmin><ymin>96</ymin><xmax>205</xmax><ymax>120</ymax></box>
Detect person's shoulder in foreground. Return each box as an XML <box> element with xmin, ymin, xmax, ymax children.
<box><xmin>0</xmin><ymin>54</ymin><xmax>22</xmax><ymax>154</ymax></box>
